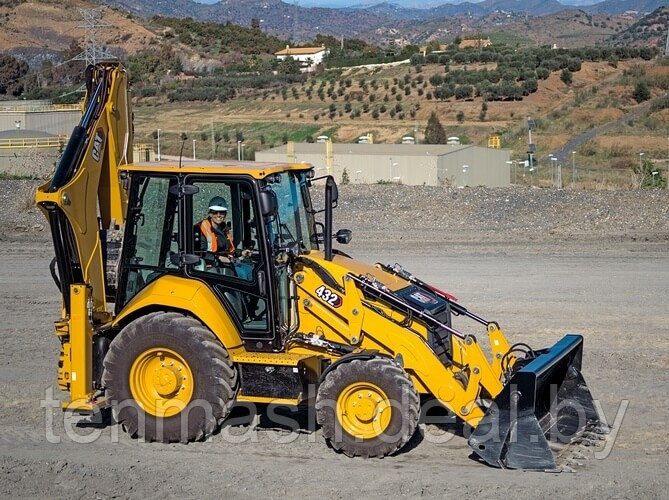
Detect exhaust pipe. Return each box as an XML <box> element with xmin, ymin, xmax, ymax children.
<box><xmin>324</xmin><ymin>176</ymin><xmax>337</xmax><ymax>261</ymax></box>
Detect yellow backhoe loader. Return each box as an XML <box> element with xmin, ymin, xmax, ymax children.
<box><xmin>35</xmin><ymin>62</ymin><xmax>605</xmax><ymax>470</ymax></box>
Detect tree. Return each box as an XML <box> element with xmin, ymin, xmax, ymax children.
<box><xmin>522</xmin><ymin>78</ymin><xmax>538</xmax><ymax>95</ymax></box>
<box><xmin>479</xmin><ymin>102</ymin><xmax>488</xmax><ymax>121</ymax></box>
<box><xmin>560</xmin><ymin>68</ymin><xmax>573</xmax><ymax>85</ymax></box>
<box><xmin>0</xmin><ymin>54</ymin><xmax>29</xmax><ymax>95</ymax></box>
<box><xmin>456</xmin><ymin>110</ymin><xmax>465</xmax><ymax>123</ymax></box>
<box><xmin>454</xmin><ymin>84</ymin><xmax>473</xmax><ymax>100</ymax></box>
<box><xmin>277</xmin><ymin>56</ymin><xmax>301</xmax><ymax>75</ymax></box>
<box><xmin>424</xmin><ymin>111</ymin><xmax>446</xmax><ymax>144</ymax></box>
<box><xmin>633</xmin><ymin>81</ymin><xmax>651</xmax><ymax>103</ymax></box>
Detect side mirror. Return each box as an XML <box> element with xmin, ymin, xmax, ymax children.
<box><xmin>285</xmin><ymin>241</ymin><xmax>301</xmax><ymax>258</ymax></box>
<box><xmin>259</xmin><ymin>190</ymin><xmax>276</xmax><ymax>217</ymax></box>
<box><xmin>335</xmin><ymin>229</ymin><xmax>352</xmax><ymax>244</ymax></box>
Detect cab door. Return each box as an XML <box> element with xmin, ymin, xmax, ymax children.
<box><xmin>184</xmin><ymin>176</ymin><xmax>278</xmax><ymax>351</ymax></box>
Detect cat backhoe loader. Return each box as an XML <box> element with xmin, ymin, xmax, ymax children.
<box><xmin>35</xmin><ymin>62</ymin><xmax>605</xmax><ymax>470</ymax></box>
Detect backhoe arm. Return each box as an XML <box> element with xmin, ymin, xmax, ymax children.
<box><xmin>35</xmin><ymin>62</ymin><xmax>132</xmax><ymax>409</ymax></box>
<box><xmin>36</xmin><ymin>61</ymin><xmax>132</xmax><ymax>316</ymax></box>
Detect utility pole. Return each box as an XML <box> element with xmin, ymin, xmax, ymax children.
<box><xmin>74</xmin><ymin>8</ymin><xmax>115</xmax><ymax>67</ymax></box>
<box><xmin>326</xmin><ymin>138</ymin><xmax>333</xmax><ymax>176</ymax></box>
<box><xmin>210</xmin><ymin>120</ymin><xmax>215</xmax><ymax>159</ymax></box>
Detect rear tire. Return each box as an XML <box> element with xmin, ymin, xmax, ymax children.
<box><xmin>102</xmin><ymin>311</ymin><xmax>237</xmax><ymax>442</ymax></box>
<box><xmin>316</xmin><ymin>357</ymin><xmax>419</xmax><ymax>458</ymax></box>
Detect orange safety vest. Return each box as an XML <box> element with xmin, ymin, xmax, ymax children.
<box><xmin>199</xmin><ymin>219</ymin><xmax>235</xmax><ymax>254</ymax></box>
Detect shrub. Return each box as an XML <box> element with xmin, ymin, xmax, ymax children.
<box><xmin>560</xmin><ymin>69</ymin><xmax>573</xmax><ymax>85</ymax></box>
<box><xmin>633</xmin><ymin>157</ymin><xmax>667</xmax><ymax>189</ymax></box>
<box><xmin>633</xmin><ymin>81</ymin><xmax>651</xmax><ymax>103</ymax></box>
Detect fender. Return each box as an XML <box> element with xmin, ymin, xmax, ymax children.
<box><xmin>112</xmin><ymin>274</ymin><xmax>244</xmax><ymax>351</ymax></box>
<box><xmin>319</xmin><ymin>349</ymin><xmax>388</xmax><ymax>383</ymax></box>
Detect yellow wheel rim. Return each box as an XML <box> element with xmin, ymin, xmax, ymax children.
<box><xmin>129</xmin><ymin>347</ymin><xmax>194</xmax><ymax>418</ymax></box>
<box><xmin>336</xmin><ymin>382</ymin><xmax>392</xmax><ymax>439</ymax></box>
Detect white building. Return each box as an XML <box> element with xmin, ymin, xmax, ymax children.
<box><xmin>274</xmin><ymin>45</ymin><xmax>329</xmax><ymax>72</ymax></box>
<box><xmin>256</xmin><ymin>143</ymin><xmax>510</xmax><ymax>187</ymax></box>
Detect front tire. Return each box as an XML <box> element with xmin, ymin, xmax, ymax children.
<box><xmin>316</xmin><ymin>357</ymin><xmax>419</xmax><ymax>458</ymax></box>
<box><xmin>102</xmin><ymin>311</ymin><xmax>237</xmax><ymax>442</ymax></box>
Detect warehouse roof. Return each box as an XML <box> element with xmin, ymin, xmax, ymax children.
<box><xmin>0</xmin><ymin>129</ymin><xmax>55</xmax><ymax>139</ymax></box>
<box><xmin>258</xmin><ymin>142</ymin><xmax>477</xmax><ymax>157</ymax></box>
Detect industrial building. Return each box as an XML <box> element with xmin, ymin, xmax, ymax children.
<box><xmin>0</xmin><ymin>100</ymin><xmax>80</xmax><ymax>136</ymax></box>
<box><xmin>256</xmin><ymin>142</ymin><xmax>510</xmax><ymax>187</ymax></box>
<box><xmin>0</xmin><ymin>100</ymin><xmax>81</xmax><ymax>177</ymax></box>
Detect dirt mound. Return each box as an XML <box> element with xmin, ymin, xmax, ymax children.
<box><xmin>7</xmin><ymin>181</ymin><xmax>668</xmax><ymax>245</ymax></box>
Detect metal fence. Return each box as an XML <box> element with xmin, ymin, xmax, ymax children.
<box><xmin>510</xmin><ymin>162</ymin><xmax>668</xmax><ymax>189</ymax></box>
<box><xmin>0</xmin><ymin>103</ymin><xmax>80</xmax><ymax>113</ymax></box>
<box><xmin>0</xmin><ymin>136</ymin><xmax>68</xmax><ymax>149</ymax></box>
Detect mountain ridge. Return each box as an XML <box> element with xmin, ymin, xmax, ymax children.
<box><xmin>94</xmin><ymin>0</ymin><xmax>666</xmax><ymax>41</ymax></box>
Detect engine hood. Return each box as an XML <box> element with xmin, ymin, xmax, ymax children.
<box><xmin>300</xmin><ymin>250</ymin><xmax>448</xmax><ymax>315</ymax></box>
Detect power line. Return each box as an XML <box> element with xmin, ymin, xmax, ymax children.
<box><xmin>73</xmin><ymin>8</ymin><xmax>116</xmax><ymax>67</ymax></box>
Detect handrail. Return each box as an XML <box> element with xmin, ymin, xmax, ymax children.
<box><xmin>0</xmin><ymin>104</ymin><xmax>81</xmax><ymax>112</ymax></box>
<box><xmin>0</xmin><ymin>136</ymin><xmax>68</xmax><ymax>148</ymax></box>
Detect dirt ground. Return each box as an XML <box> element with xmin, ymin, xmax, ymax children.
<box><xmin>1</xmin><ymin>191</ymin><xmax>668</xmax><ymax>497</ymax></box>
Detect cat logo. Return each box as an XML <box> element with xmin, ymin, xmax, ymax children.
<box><xmin>92</xmin><ymin>129</ymin><xmax>105</xmax><ymax>162</ymax></box>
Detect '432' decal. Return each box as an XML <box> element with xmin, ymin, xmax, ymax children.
<box><xmin>315</xmin><ymin>285</ymin><xmax>342</xmax><ymax>308</ymax></box>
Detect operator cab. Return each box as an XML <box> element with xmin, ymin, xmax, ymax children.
<box><xmin>115</xmin><ymin>166</ymin><xmax>319</xmax><ymax>352</ymax></box>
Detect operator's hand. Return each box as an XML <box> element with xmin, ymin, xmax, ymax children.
<box><xmin>241</xmin><ymin>249</ymin><xmax>252</xmax><ymax>258</ymax></box>
<box><xmin>217</xmin><ymin>255</ymin><xmax>232</xmax><ymax>264</ymax></box>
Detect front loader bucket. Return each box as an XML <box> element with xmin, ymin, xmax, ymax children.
<box><xmin>468</xmin><ymin>334</ymin><xmax>604</xmax><ymax>470</ymax></box>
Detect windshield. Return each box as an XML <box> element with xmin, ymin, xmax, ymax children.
<box><xmin>266</xmin><ymin>171</ymin><xmax>316</xmax><ymax>252</ymax></box>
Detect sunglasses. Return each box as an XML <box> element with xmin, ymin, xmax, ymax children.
<box><xmin>209</xmin><ymin>210</ymin><xmax>227</xmax><ymax>216</ymax></box>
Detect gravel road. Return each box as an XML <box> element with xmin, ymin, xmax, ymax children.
<box><xmin>1</xmin><ymin>181</ymin><xmax>667</xmax><ymax>498</ymax></box>
<box><xmin>552</xmin><ymin>98</ymin><xmax>656</xmax><ymax>163</ymax></box>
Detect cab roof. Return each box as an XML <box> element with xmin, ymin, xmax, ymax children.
<box><xmin>121</xmin><ymin>160</ymin><xmax>314</xmax><ymax>179</ymax></box>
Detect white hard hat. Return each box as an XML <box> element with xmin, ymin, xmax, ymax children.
<box><xmin>208</xmin><ymin>196</ymin><xmax>228</xmax><ymax>211</ymax></box>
